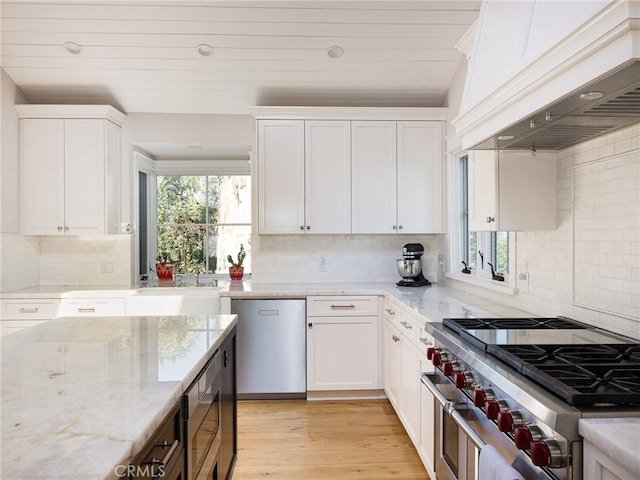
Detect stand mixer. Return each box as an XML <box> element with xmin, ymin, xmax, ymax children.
<box><xmin>396</xmin><ymin>243</ymin><xmax>431</xmax><ymax>287</ymax></box>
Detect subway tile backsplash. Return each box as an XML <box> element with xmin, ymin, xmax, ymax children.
<box><xmin>251</xmin><ymin>234</ymin><xmax>445</xmax><ymax>284</ymax></box>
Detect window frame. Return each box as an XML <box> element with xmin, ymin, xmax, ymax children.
<box><xmin>447</xmin><ymin>149</ymin><xmax>517</xmax><ymax>294</ymax></box>
<box><xmin>133</xmin><ymin>153</ymin><xmax>251</xmax><ymax>280</ymax></box>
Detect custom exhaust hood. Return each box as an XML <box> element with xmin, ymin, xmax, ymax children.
<box><xmin>452</xmin><ymin>1</ymin><xmax>640</xmax><ymax>151</ymax></box>
<box><xmin>471</xmin><ymin>61</ymin><xmax>640</xmax><ymax>150</ymax></box>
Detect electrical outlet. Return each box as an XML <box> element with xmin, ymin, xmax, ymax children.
<box><xmin>319</xmin><ymin>255</ymin><xmax>326</xmax><ymax>272</ymax></box>
<box><xmin>101</xmin><ymin>260</ymin><xmax>114</xmax><ymax>274</ymax></box>
<box><xmin>518</xmin><ymin>264</ymin><xmax>529</xmax><ymax>293</ymax></box>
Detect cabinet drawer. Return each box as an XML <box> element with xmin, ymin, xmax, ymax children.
<box><xmin>58</xmin><ymin>298</ymin><xmax>125</xmax><ymax>317</ymax></box>
<box><xmin>1</xmin><ymin>299</ymin><xmax>59</xmax><ymax>319</ymax></box>
<box><xmin>307</xmin><ymin>296</ymin><xmax>378</xmax><ymax>317</ymax></box>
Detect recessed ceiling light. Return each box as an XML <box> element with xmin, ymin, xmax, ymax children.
<box><xmin>197</xmin><ymin>44</ymin><xmax>214</xmax><ymax>57</ymax></box>
<box><xmin>498</xmin><ymin>135</ymin><xmax>514</xmax><ymax>141</ymax></box>
<box><xmin>579</xmin><ymin>91</ymin><xmax>604</xmax><ymax>100</ymax></box>
<box><xmin>63</xmin><ymin>42</ymin><xmax>82</xmax><ymax>54</ymax></box>
<box><xmin>327</xmin><ymin>45</ymin><xmax>344</xmax><ymax>58</ymax></box>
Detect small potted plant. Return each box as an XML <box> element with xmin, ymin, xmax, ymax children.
<box><xmin>156</xmin><ymin>251</ymin><xmax>176</xmax><ymax>280</ymax></box>
<box><xmin>227</xmin><ymin>244</ymin><xmax>246</xmax><ymax>280</ymax></box>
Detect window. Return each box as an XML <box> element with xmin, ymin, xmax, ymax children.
<box><xmin>453</xmin><ymin>153</ymin><xmax>512</xmax><ymax>285</ymax></box>
<box><xmin>155</xmin><ymin>175</ymin><xmax>251</xmax><ymax>274</ymax></box>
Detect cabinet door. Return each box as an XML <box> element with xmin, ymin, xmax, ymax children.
<box><xmin>468</xmin><ymin>150</ymin><xmax>499</xmax><ymax>232</ymax></box>
<box><xmin>351</xmin><ymin>121</ymin><xmax>397</xmax><ymax>233</ymax></box>
<box><xmin>420</xmin><ymin>356</ymin><xmax>436</xmax><ymax>477</ymax></box>
<box><xmin>1</xmin><ymin>320</ymin><xmax>49</xmax><ymax>337</ymax></box>
<box><xmin>384</xmin><ymin>321</ymin><xmax>402</xmax><ymax>408</ymax></box>
<box><xmin>400</xmin><ymin>342</ymin><xmax>421</xmax><ymax>445</ymax></box>
<box><xmin>397</xmin><ymin>121</ymin><xmax>444</xmax><ymax>233</ymax></box>
<box><xmin>257</xmin><ymin>120</ymin><xmax>305</xmax><ymax>233</ymax></box>
<box><xmin>20</xmin><ymin>119</ymin><xmax>65</xmax><ymax>234</ymax></box>
<box><xmin>305</xmin><ymin>121</ymin><xmax>351</xmax><ymax>233</ymax></box>
<box><xmin>307</xmin><ymin>316</ymin><xmax>379</xmax><ymax>390</ymax></box>
<box><xmin>64</xmin><ymin>119</ymin><xmax>106</xmax><ymax>235</ymax></box>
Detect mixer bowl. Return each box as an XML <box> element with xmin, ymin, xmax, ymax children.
<box><xmin>396</xmin><ymin>258</ymin><xmax>422</xmax><ymax>278</ymax></box>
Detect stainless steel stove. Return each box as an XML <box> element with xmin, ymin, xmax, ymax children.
<box><xmin>422</xmin><ymin>316</ymin><xmax>640</xmax><ymax>480</ymax></box>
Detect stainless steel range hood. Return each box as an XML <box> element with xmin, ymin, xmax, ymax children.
<box><xmin>471</xmin><ymin>61</ymin><xmax>640</xmax><ymax>150</ymax></box>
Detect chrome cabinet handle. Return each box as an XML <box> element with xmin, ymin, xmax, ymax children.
<box><xmin>385</xmin><ymin>308</ymin><xmax>395</xmax><ymax>316</ymax></box>
<box><xmin>330</xmin><ymin>304</ymin><xmax>355</xmax><ymax>309</ymax></box>
<box><xmin>19</xmin><ymin>307</ymin><xmax>39</xmax><ymax>314</ymax></box>
<box><xmin>400</xmin><ymin>321</ymin><xmax>412</xmax><ymax>329</ymax></box>
<box><xmin>142</xmin><ymin>439</ymin><xmax>179</xmax><ymax>469</ymax></box>
<box><xmin>486</xmin><ymin>216</ymin><xmax>495</xmax><ymax>223</ymax></box>
<box><xmin>76</xmin><ymin>308</ymin><xmax>96</xmax><ymax>313</ymax></box>
<box><xmin>392</xmin><ymin>335</ymin><xmax>400</xmax><ymax>342</ymax></box>
<box><xmin>419</xmin><ymin>337</ymin><xmax>432</xmax><ymax>346</ymax></box>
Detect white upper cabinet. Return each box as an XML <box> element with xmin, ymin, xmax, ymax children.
<box><xmin>468</xmin><ymin>150</ymin><xmax>557</xmax><ymax>231</ymax></box>
<box><xmin>305</xmin><ymin>121</ymin><xmax>351</xmax><ymax>234</ymax></box>
<box><xmin>254</xmin><ymin>107</ymin><xmax>447</xmax><ymax>235</ymax></box>
<box><xmin>351</xmin><ymin>121</ymin><xmax>397</xmax><ymax>234</ymax></box>
<box><xmin>397</xmin><ymin>121</ymin><xmax>444</xmax><ymax>233</ymax></box>
<box><xmin>18</xmin><ymin>105</ymin><xmax>125</xmax><ymax>236</ymax></box>
<box><xmin>352</xmin><ymin>120</ymin><xmax>444</xmax><ymax>234</ymax></box>
<box><xmin>258</xmin><ymin>119</ymin><xmax>351</xmax><ymax>234</ymax></box>
<box><xmin>257</xmin><ymin>120</ymin><xmax>305</xmax><ymax>234</ymax></box>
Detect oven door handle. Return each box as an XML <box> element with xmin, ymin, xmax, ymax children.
<box><xmin>421</xmin><ymin>373</ymin><xmax>486</xmax><ymax>449</ymax></box>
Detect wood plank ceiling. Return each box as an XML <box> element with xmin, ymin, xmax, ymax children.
<box><xmin>0</xmin><ymin>1</ymin><xmax>480</xmax><ymax>115</ymax></box>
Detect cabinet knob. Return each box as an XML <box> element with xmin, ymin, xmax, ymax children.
<box><xmin>392</xmin><ymin>225</ymin><xmax>397</xmax><ymax>230</ymax></box>
<box><xmin>57</xmin><ymin>226</ymin><xmax>63</xmax><ymax>231</ymax></box>
<box><xmin>299</xmin><ymin>225</ymin><xmax>304</xmax><ymax>230</ymax></box>
<box><xmin>308</xmin><ymin>322</ymin><xmax>313</xmax><ymax>328</ymax></box>
<box><xmin>398</xmin><ymin>225</ymin><xmax>403</xmax><ymax>230</ymax></box>
<box><xmin>306</xmin><ymin>225</ymin><xmax>310</xmax><ymax>230</ymax></box>
<box><xmin>486</xmin><ymin>216</ymin><xmax>495</xmax><ymax>223</ymax></box>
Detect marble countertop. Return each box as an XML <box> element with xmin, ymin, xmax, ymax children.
<box><xmin>217</xmin><ymin>281</ymin><xmax>535</xmax><ymax>321</ymax></box>
<box><xmin>579</xmin><ymin>418</ymin><xmax>640</xmax><ymax>474</ymax></box>
<box><xmin>0</xmin><ymin>313</ymin><xmax>237</xmax><ymax>479</ymax></box>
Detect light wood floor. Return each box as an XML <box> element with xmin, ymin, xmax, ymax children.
<box><xmin>232</xmin><ymin>399</ymin><xmax>430</xmax><ymax>480</ymax></box>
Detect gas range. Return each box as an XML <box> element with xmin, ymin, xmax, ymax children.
<box><xmin>424</xmin><ymin>316</ymin><xmax>640</xmax><ymax>480</ymax></box>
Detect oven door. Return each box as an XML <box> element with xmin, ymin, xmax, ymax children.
<box><xmin>422</xmin><ymin>373</ymin><xmax>484</xmax><ymax>480</ymax></box>
<box><xmin>186</xmin><ymin>354</ymin><xmax>222</xmax><ymax>480</ymax></box>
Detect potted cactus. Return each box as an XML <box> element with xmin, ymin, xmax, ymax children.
<box><xmin>227</xmin><ymin>244</ymin><xmax>246</xmax><ymax>280</ymax></box>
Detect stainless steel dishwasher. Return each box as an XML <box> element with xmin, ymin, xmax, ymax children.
<box><xmin>230</xmin><ymin>298</ymin><xmax>306</xmax><ymax>399</ymax></box>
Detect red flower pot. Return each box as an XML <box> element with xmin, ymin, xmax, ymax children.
<box><xmin>156</xmin><ymin>262</ymin><xmax>176</xmax><ymax>280</ymax></box>
<box><xmin>229</xmin><ymin>266</ymin><xmax>244</xmax><ymax>280</ymax></box>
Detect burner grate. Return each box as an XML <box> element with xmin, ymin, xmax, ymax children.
<box><xmin>492</xmin><ymin>344</ymin><xmax>640</xmax><ymax>406</ymax></box>
<box><xmin>443</xmin><ymin>316</ymin><xmax>586</xmax><ymax>336</ymax></box>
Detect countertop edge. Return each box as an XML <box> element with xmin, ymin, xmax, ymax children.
<box><xmin>579</xmin><ymin>418</ymin><xmax>640</xmax><ymax>474</ymax></box>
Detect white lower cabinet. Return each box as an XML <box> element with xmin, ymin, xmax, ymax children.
<box><xmin>384</xmin><ymin>321</ymin><xmax>402</xmax><ymax>407</ymax></box>
<box><xmin>0</xmin><ymin>299</ymin><xmax>59</xmax><ymax>337</ymax></box>
<box><xmin>306</xmin><ymin>296</ymin><xmax>380</xmax><ymax>391</ymax></box>
<box><xmin>58</xmin><ymin>297</ymin><xmax>126</xmax><ymax>317</ymax></box>
<box><xmin>583</xmin><ymin>440</ymin><xmax>635</xmax><ymax>480</ymax></box>
<box><xmin>384</xmin><ymin>299</ymin><xmax>435</xmax><ymax>477</ymax></box>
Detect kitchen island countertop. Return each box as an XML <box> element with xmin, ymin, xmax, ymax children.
<box><xmin>0</xmin><ymin>313</ymin><xmax>237</xmax><ymax>479</ymax></box>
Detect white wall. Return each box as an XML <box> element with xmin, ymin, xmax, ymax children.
<box><xmin>446</xmin><ymin>124</ymin><xmax>640</xmax><ymax>338</ymax></box>
<box><xmin>1</xmin><ymin>68</ymin><xmax>29</xmax><ymax>233</ymax></box>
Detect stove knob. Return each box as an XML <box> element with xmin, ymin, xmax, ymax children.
<box><xmin>443</xmin><ymin>361</ymin><xmax>459</xmax><ymax>376</ymax></box>
<box><xmin>472</xmin><ymin>388</ymin><xmax>494</xmax><ymax>408</ymax></box>
<box><xmin>473</xmin><ymin>389</ymin><xmax>486</xmax><ymax>407</ymax></box>
<box><xmin>426</xmin><ymin>347</ymin><xmax>436</xmax><ymax>360</ymax></box>
<box><xmin>530</xmin><ymin>440</ymin><xmax>564</xmax><ymax>468</ymax></box>
<box><xmin>514</xmin><ymin>426</ymin><xmax>543</xmax><ymax>450</ymax></box>
<box><xmin>497</xmin><ymin>410</ymin><xmax>523</xmax><ymax>433</ymax></box>
<box><xmin>454</xmin><ymin>371</ymin><xmax>474</xmax><ymax>389</ymax></box>
<box><xmin>484</xmin><ymin>399</ymin><xmax>508</xmax><ymax>420</ymax></box>
<box><xmin>432</xmin><ymin>351</ymin><xmax>449</xmax><ymax>367</ymax></box>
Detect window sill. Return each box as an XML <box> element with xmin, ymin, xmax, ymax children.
<box><xmin>445</xmin><ymin>272</ymin><xmax>517</xmax><ymax>295</ymax></box>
